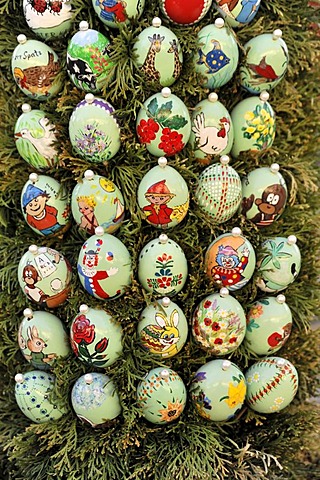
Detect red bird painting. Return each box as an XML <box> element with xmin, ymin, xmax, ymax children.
<box><xmin>247</xmin><ymin>56</ymin><xmax>281</xmax><ymax>84</ymax></box>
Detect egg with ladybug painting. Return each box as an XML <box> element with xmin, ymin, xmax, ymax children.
<box><xmin>23</xmin><ymin>0</ymin><xmax>73</xmax><ymax>40</ymax></box>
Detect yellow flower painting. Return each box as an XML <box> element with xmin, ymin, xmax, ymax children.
<box><xmin>221</xmin><ymin>378</ymin><xmax>246</xmax><ymax>409</ymax></box>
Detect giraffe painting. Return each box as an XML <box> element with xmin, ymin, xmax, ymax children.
<box><xmin>142</xmin><ymin>34</ymin><xmax>164</xmax><ymax>83</ymax></box>
<box><xmin>167</xmin><ymin>39</ymin><xmax>183</xmax><ymax>80</ymax></box>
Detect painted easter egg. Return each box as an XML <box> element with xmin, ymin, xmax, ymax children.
<box><xmin>160</xmin><ymin>0</ymin><xmax>212</xmax><ymax>25</ymax></box>
<box><xmin>138</xmin><ymin>233</ymin><xmax>188</xmax><ymax>297</ymax></box>
<box><xmin>18</xmin><ymin>308</ymin><xmax>70</xmax><ymax>369</ymax></box>
<box><xmin>231</xmin><ymin>90</ymin><xmax>276</xmax><ymax>158</ymax></box>
<box><xmin>21</xmin><ymin>173</ymin><xmax>71</xmax><ymax>237</ymax></box>
<box><xmin>136</xmin><ymin>367</ymin><xmax>187</xmax><ymax>424</ymax></box>
<box><xmin>71</xmin><ymin>170</ymin><xmax>125</xmax><ymax>235</ymax></box>
<box><xmin>134</xmin><ymin>17</ymin><xmax>183</xmax><ymax>87</ymax></box>
<box><xmin>71</xmin><ymin>373</ymin><xmax>121</xmax><ymax>427</ymax></box>
<box><xmin>23</xmin><ymin>0</ymin><xmax>73</xmax><ymax>40</ymax></box>
<box><xmin>70</xmin><ymin>304</ymin><xmax>123</xmax><ymax>367</ymax></box>
<box><xmin>189</xmin><ymin>92</ymin><xmax>234</xmax><ymax>164</ymax></box>
<box><xmin>245</xmin><ymin>357</ymin><xmax>299</xmax><ymax>413</ymax></box>
<box><xmin>192</xmin><ymin>288</ymin><xmax>246</xmax><ymax>356</ymax></box>
<box><xmin>12</xmin><ymin>34</ymin><xmax>62</xmax><ymax>100</ymax></box>
<box><xmin>66</xmin><ymin>21</ymin><xmax>114</xmax><ymax>93</ymax></box>
<box><xmin>15</xmin><ymin>371</ymin><xmax>66</xmax><ymax>423</ymax></box>
<box><xmin>69</xmin><ymin>94</ymin><xmax>120</xmax><ymax>163</ymax></box>
<box><xmin>244</xmin><ymin>294</ymin><xmax>293</xmax><ymax>356</ymax></box>
<box><xmin>18</xmin><ymin>245</ymin><xmax>72</xmax><ymax>308</ymax></box>
<box><xmin>137</xmin><ymin>297</ymin><xmax>188</xmax><ymax>358</ymax></box>
<box><xmin>77</xmin><ymin>226</ymin><xmax>132</xmax><ymax>300</ymax></box>
<box><xmin>256</xmin><ymin>235</ymin><xmax>301</xmax><ymax>293</ymax></box>
<box><xmin>194</xmin><ymin>18</ymin><xmax>239</xmax><ymax>90</ymax></box>
<box><xmin>195</xmin><ymin>155</ymin><xmax>242</xmax><ymax>224</ymax></box>
<box><xmin>241</xmin><ymin>163</ymin><xmax>287</xmax><ymax>228</ymax></box>
<box><xmin>240</xmin><ymin>29</ymin><xmax>289</xmax><ymax>94</ymax></box>
<box><xmin>190</xmin><ymin>359</ymin><xmax>246</xmax><ymax>421</ymax></box>
<box><xmin>92</xmin><ymin>0</ymin><xmax>145</xmax><ymax>28</ymax></box>
<box><xmin>14</xmin><ymin>104</ymin><xmax>58</xmax><ymax>170</ymax></box>
<box><xmin>213</xmin><ymin>0</ymin><xmax>262</xmax><ymax>28</ymax></box>
<box><xmin>136</xmin><ymin>87</ymin><xmax>191</xmax><ymax>157</ymax></box>
<box><xmin>205</xmin><ymin>227</ymin><xmax>256</xmax><ymax>291</ymax></box>
<box><xmin>137</xmin><ymin>157</ymin><xmax>189</xmax><ymax>229</ymax></box>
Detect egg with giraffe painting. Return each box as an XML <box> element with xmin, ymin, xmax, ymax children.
<box><xmin>134</xmin><ymin>17</ymin><xmax>183</xmax><ymax>88</ymax></box>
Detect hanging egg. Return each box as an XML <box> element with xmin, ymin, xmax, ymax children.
<box><xmin>137</xmin><ymin>297</ymin><xmax>188</xmax><ymax>358</ymax></box>
<box><xmin>136</xmin><ymin>87</ymin><xmax>191</xmax><ymax>157</ymax></box>
<box><xmin>66</xmin><ymin>21</ymin><xmax>114</xmax><ymax>93</ymax></box>
<box><xmin>71</xmin><ymin>372</ymin><xmax>121</xmax><ymax>427</ymax></box>
<box><xmin>189</xmin><ymin>93</ymin><xmax>234</xmax><ymax>164</ymax></box>
<box><xmin>213</xmin><ymin>0</ymin><xmax>261</xmax><ymax>28</ymax></box>
<box><xmin>21</xmin><ymin>173</ymin><xmax>71</xmax><ymax>237</ymax></box>
<box><xmin>240</xmin><ymin>29</ymin><xmax>289</xmax><ymax>95</ymax></box>
<box><xmin>77</xmin><ymin>226</ymin><xmax>132</xmax><ymax>300</ymax></box>
<box><xmin>92</xmin><ymin>0</ymin><xmax>145</xmax><ymax>28</ymax></box>
<box><xmin>15</xmin><ymin>371</ymin><xmax>66</xmax><ymax>423</ymax></box>
<box><xmin>193</xmin><ymin>18</ymin><xmax>239</xmax><ymax>90</ymax></box>
<box><xmin>69</xmin><ymin>94</ymin><xmax>120</xmax><ymax>163</ymax></box>
<box><xmin>23</xmin><ymin>0</ymin><xmax>73</xmax><ymax>40</ymax></box>
<box><xmin>244</xmin><ymin>294</ymin><xmax>292</xmax><ymax>356</ymax></box>
<box><xmin>18</xmin><ymin>245</ymin><xmax>72</xmax><ymax>308</ymax></box>
<box><xmin>137</xmin><ymin>157</ymin><xmax>189</xmax><ymax>229</ymax></box>
<box><xmin>138</xmin><ymin>233</ymin><xmax>188</xmax><ymax>297</ymax></box>
<box><xmin>160</xmin><ymin>0</ymin><xmax>212</xmax><ymax>25</ymax></box>
<box><xmin>231</xmin><ymin>90</ymin><xmax>276</xmax><ymax>158</ymax></box>
<box><xmin>195</xmin><ymin>155</ymin><xmax>242</xmax><ymax>224</ymax></box>
<box><xmin>12</xmin><ymin>34</ymin><xmax>62</xmax><ymax>100</ymax></box>
<box><xmin>18</xmin><ymin>308</ymin><xmax>70</xmax><ymax>369</ymax></box>
<box><xmin>205</xmin><ymin>227</ymin><xmax>256</xmax><ymax>291</ymax></box>
<box><xmin>70</xmin><ymin>304</ymin><xmax>123</xmax><ymax>367</ymax></box>
<box><xmin>256</xmin><ymin>235</ymin><xmax>301</xmax><ymax>293</ymax></box>
<box><xmin>241</xmin><ymin>163</ymin><xmax>287</xmax><ymax>228</ymax></box>
<box><xmin>192</xmin><ymin>288</ymin><xmax>246</xmax><ymax>356</ymax></box>
<box><xmin>71</xmin><ymin>170</ymin><xmax>125</xmax><ymax>235</ymax></box>
<box><xmin>190</xmin><ymin>359</ymin><xmax>246</xmax><ymax>421</ymax></box>
<box><xmin>134</xmin><ymin>17</ymin><xmax>183</xmax><ymax>88</ymax></box>
<box><xmin>14</xmin><ymin>104</ymin><xmax>58</xmax><ymax>170</ymax></box>
<box><xmin>136</xmin><ymin>367</ymin><xmax>187</xmax><ymax>424</ymax></box>
<box><xmin>245</xmin><ymin>357</ymin><xmax>299</xmax><ymax>413</ymax></box>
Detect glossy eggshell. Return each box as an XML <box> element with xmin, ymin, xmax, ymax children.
<box><xmin>18</xmin><ymin>310</ymin><xmax>70</xmax><ymax>369</ymax></box>
<box><xmin>23</xmin><ymin>0</ymin><xmax>73</xmax><ymax>40</ymax></box>
<box><xmin>71</xmin><ymin>373</ymin><xmax>121</xmax><ymax>427</ymax></box>
<box><xmin>245</xmin><ymin>357</ymin><xmax>299</xmax><ymax>413</ymax></box>
<box><xmin>160</xmin><ymin>0</ymin><xmax>212</xmax><ymax>25</ymax></box>
<box><xmin>190</xmin><ymin>359</ymin><xmax>246</xmax><ymax>421</ymax></box>
<box><xmin>214</xmin><ymin>0</ymin><xmax>261</xmax><ymax>28</ymax></box>
<box><xmin>136</xmin><ymin>367</ymin><xmax>187</xmax><ymax>424</ymax></box>
<box><xmin>92</xmin><ymin>0</ymin><xmax>145</xmax><ymax>28</ymax></box>
<box><xmin>71</xmin><ymin>172</ymin><xmax>125</xmax><ymax>235</ymax></box>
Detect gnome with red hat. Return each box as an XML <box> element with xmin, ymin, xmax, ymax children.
<box><xmin>143</xmin><ymin>180</ymin><xmax>175</xmax><ymax>228</ymax></box>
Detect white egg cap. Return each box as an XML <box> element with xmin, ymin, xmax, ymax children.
<box><xmin>21</xmin><ymin>104</ymin><xmax>32</xmax><ymax>113</ymax></box>
<box><xmin>222</xmin><ymin>360</ymin><xmax>231</xmax><ymax>371</ymax></box>
<box><xmin>287</xmin><ymin>235</ymin><xmax>297</xmax><ymax>245</ymax></box>
<box><xmin>84</xmin><ymin>373</ymin><xmax>93</xmax><ymax>384</ymax></box>
<box><xmin>159</xmin><ymin>233</ymin><xmax>168</xmax><ymax>244</ymax></box>
<box><xmin>23</xmin><ymin>308</ymin><xmax>33</xmax><ymax>318</ymax></box>
<box><xmin>232</xmin><ymin>227</ymin><xmax>242</xmax><ymax>237</ymax></box>
<box><xmin>276</xmin><ymin>294</ymin><xmax>286</xmax><ymax>304</ymax></box>
<box><xmin>79</xmin><ymin>304</ymin><xmax>89</xmax><ymax>314</ymax></box>
<box><xmin>158</xmin><ymin>157</ymin><xmax>167</xmax><ymax>168</ymax></box>
<box><xmin>273</xmin><ymin>29</ymin><xmax>283</xmax><ymax>40</ymax></box>
<box><xmin>84</xmin><ymin>170</ymin><xmax>95</xmax><ymax>180</ymax></box>
<box><xmin>215</xmin><ymin>18</ymin><xmax>225</xmax><ymax>29</ymax></box>
<box><xmin>270</xmin><ymin>163</ymin><xmax>280</xmax><ymax>173</ymax></box>
<box><xmin>79</xmin><ymin>21</ymin><xmax>89</xmax><ymax>31</ymax></box>
<box><xmin>29</xmin><ymin>173</ymin><xmax>39</xmax><ymax>183</ymax></box>
<box><xmin>15</xmin><ymin>373</ymin><xmax>25</xmax><ymax>383</ymax></box>
<box><xmin>160</xmin><ymin>369</ymin><xmax>170</xmax><ymax>379</ymax></box>
<box><xmin>29</xmin><ymin>245</ymin><xmax>38</xmax><ymax>255</ymax></box>
<box><xmin>259</xmin><ymin>91</ymin><xmax>270</xmax><ymax>102</ymax></box>
<box><xmin>208</xmin><ymin>92</ymin><xmax>218</xmax><ymax>103</ymax></box>
<box><xmin>220</xmin><ymin>155</ymin><xmax>230</xmax><ymax>166</ymax></box>
<box><xmin>161</xmin><ymin>87</ymin><xmax>171</xmax><ymax>98</ymax></box>
<box><xmin>220</xmin><ymin>287</ymin><xmax>229</xmax><ymax>298</ymax></box>
<box><xmin>95</xmin><ymin>226</ymin><xmax>104</xmax><ymax>236</ymax></box>
<box><xmin>152</xmin><ymin>17</ymin><xmax>162</xmax><ymax>27</ymax></box>
<box><xmin>85</xmin><ymin>93</ymin><xmax>95</xmax><ymax>104</ymax></box>
<box><xmin>161</xmin><ymin>297</ymin><xmax>171</xmax><ymax>307</ymax></box>
<box><xmin>17</xmin><ymin>34</ymin><xmax>27</xmax><ymax>44</ymax></box>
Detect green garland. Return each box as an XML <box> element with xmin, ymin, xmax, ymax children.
<box><xmin>0</xmin><ymin>0</ymin><xmax>320</xmax><ymax>478</ymax></box>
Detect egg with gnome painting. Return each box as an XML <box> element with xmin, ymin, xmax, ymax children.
<box><xmin>71</xmin><ymin>170</ymin><xmax>125</xmax><ymax>235</ymax></box>
<box><xmin>137</xmin><ymin>157</ymin><xmax>189</xmax><ymax>229</ymax></box>
<box><xmin>213</xmin><ymin>0</ymin><xmax>262</xmax><ymax>28</ymax></box>
<box><xmin>21</xmin><ymin>173</ymin><xmax>71</xmax><ymax>237</ymax></box>
<box><xmin>192</xmin><ymin>288</ymin><xmax>246</xmax><ymax>356</ymax></box>
<box><xmin>245</xmin><ymin>357</ymin><xmax>299</xmax><ymax>413</ymax></box>
<box><xmin>194</xmin><ymin>18</ymin><xmax>239</xmax><ymax>90</ymax></box>
<box><xmin>71</xmin><ymin>373</ymin><xmax>121</xmax><ymax>428</ymax></box>
<box><xmin>195</xmin><ymin>155</ymin><xmax>242</xmax><ymax>224</ymax></box>
<box><xmin>136</xmin><ymin>87</ymin><xmax>191</xmax><ymax>157</ymax></box>
<box><xmin>15</xmin><ymin>371</ymin><xmax>67</xmax><ymax>423</ymax></box>
<box><xmin>190</xmin><ymin>359</ymin><xmax>246</xmax><ymax>421</ymax></box>
<box><xmin>67</xmin><ymin>21</ymin><xmax>114</xmax><ymax>93</ymax></box>
<box><xmin>189</xmin><ymin>93</ymin><xmax>234</xmax><ymax>164</ymax></box>
<box><xmin>18</xmin><ymin>245</ymin><xmax>72</xmax><ymax>309</ymax></box>
<box><xmin>12</xmin><ymin>34</ymin><xmax>62</xmax><ymax>100</ymax></box>
<box><xmin>244</xmin><ymin>294</ymin><xmax>293</xmax><ymax>356</ymax></box>
<box><xmin>23</xmin><ymin>0</ymin><xmax>73</xmax><ymax>40</ymax></box>
<box><xmin>14</xmin><ymin>104</ymin><xmax>58</xmax><ymax>170</ymax></box>
<box><xmin>70</xmin><ymin>304</ymin><xmax>123</xmax><ymax>367</ymax></box>
<box><xmin>18</xmin><ymin>308</ymin><xmax>70</xmax><ymax>370</ymax></box>
<box><xmin>92</xmin><ymin>0</ymin><xmax>145</xmax><ymax>29</ymax></box>
<box><xmin>69</xmin><ymin>94</ymin><xmax>120</xmax><ymax>163</ymax></box>
<box><xmin>137</xmin><ymin>367</ymin><xmax>187</xmax><ymax>424</ymax></box>
<box><xmin>160</xmin><ymin>0</ymin><xmax>212</xmax><ymax>24</ymax></box>
<box><xmin>134</xmin><ymin>17</ymin><xmax>183</xmax><ymax>88</ymax></box>
<box><xmin>256</xmin><ymin>235</ymin><xmax>301</xmax><ymax>293</ymax></box>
